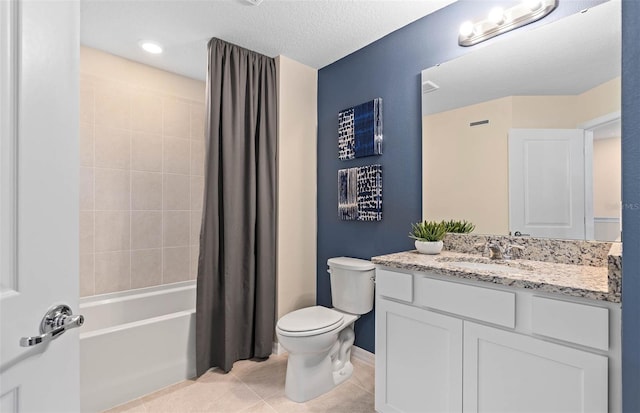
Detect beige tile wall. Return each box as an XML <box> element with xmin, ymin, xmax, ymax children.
<box><xmin>79</xmin><ymin>47</ymin><xmax>206</xmax><ymax>297</ymax></box>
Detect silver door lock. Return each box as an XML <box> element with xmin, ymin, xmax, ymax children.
<box><xmin>20</xmin><ymin>304</ymin><xmax>84</xmax><ymax>347</ymax></box>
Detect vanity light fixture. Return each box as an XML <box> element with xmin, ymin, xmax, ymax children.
<box><xmin>488</xmin><ymin>7</ymin><xmax>506</xmax><ymax>25</ymax></box>
<box><xmin>458</xmin><ymin>0</ymin><xmax>557</xmax><ymax>47</ymax></box>
<box><xmin>139</xmin><ymin>41</ymin><xmax>163</xmax><ymax>55</ymax></box>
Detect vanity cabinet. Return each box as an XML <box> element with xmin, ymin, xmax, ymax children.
<box><xmin>376</xmin><ymin>298</ymin><xmax>462</xmax><ymax>413</ymax></box>
<box><xmin>463</xmin><ymin>322</ymin><xmax>607</xmax><ymax>413</ymax></box>
<box><xmin>375</xmin><ymin>268</ymin><xmax>617</xmax><ymax>413</ymax></box>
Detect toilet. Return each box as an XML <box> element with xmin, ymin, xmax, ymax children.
<box><xmin>275</xmin><ymin>257</ymin><xmax>375</xmax><ymax>403</ymax></box>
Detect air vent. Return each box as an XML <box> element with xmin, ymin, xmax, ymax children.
<box><xmin>422</xmin><ymin>80</ymin><xmax>440</xmax><ymax>95</ymax></box>
<box><xmin>470</xmin><ymin>120</ymin><xmax>489</xmax><ymax>127</ymax></box>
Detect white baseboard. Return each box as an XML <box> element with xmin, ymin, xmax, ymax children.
<box><xmin>351</xmin><ymin>346</ymin><xmax>375</xmax><ymax>366</ymax></box>
<box><xmin>272</xmin><ymin>341</ymin><xmax>286</xmax><ymax>356</ymax></box>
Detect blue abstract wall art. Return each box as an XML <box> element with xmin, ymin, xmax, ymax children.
<box><xmin>338</xmin><ymin>98</ymin><xmax>383</xmax><ymax>160</ymax></box>
<box><xmin>338</xmin><ymin>164</ymin><xmax>382</xmax><ymax>221</ymax></box>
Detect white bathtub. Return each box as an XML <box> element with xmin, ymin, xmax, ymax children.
<box><xmin>79</xmin><ymin>281</ymin><xmax>196</xmax><ymax>412</ymax></box>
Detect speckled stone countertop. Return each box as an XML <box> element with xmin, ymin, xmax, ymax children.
<box><xmin>372</xmin><ymin>249</ymin><xmax>621</xmax><ymax>303</ymax></box>
<box><xmin>608</xmin><ymin>242</ymin><xmax>622</xmax><ymax>297</ymax></box>
<box><xmin>443</xmin><ymin>233</ymin><xmax>612</xmax><ymax>267</ymax></box>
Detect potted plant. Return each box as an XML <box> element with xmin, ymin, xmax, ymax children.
<box><xmin>442</xmin><ymin>219</ymin><xmax>476</xmax><ymax>234</ymax></box>
<box><xmin>409</xmin><ymin>220</ymin><xmax>447</xmax><ymax>254</ymax></box>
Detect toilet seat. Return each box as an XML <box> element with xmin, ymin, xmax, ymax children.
<box><xmin>277</xmin><ymin>306</ymin><xmax>344</xmax><ymax>337</ymax></box>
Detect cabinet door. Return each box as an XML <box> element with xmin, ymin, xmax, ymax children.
<box><xmin>463</xmin><ymin>322</ymin><xmax>608</xmax><ymax>413</ymax></box>
<box><xmin>375</xmin><ymin>298</ymin><xmax>463</xmax><ymax>413</ymax></box>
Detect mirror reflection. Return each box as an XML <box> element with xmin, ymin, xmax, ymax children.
<box><xmin>420</xmin><ymin>1</ymin><xmax>620</xmax><ymax>241</ymax></box>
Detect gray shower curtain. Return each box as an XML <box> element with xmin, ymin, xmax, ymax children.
<box><xmin>196</xmin><ymin>38</ymin><xmax>277</xmax><ymax>375</ymax></box>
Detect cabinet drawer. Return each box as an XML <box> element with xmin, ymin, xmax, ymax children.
<box><xmin>376</xmin><ymin>269</ymin><xmax>412</xmax><ymax>302</ymax></box>
<box><xmin>415</xmin><ymin>277</ymin><xmax>515</xmax><ymax>328</ymax></box>
<box><xmin>532</xmin><ymin>296</ymin><xmax>609</xmax><ymax>351</ymax></box>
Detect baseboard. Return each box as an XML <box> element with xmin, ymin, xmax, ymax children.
<box><xmin>272</xmin><ymin>341</ymin><xmax>286</xmax><ymax>356</ymax></box>
<box><xmin>351</xmin><ymin>346</ymin><xmax>375</xmax><ymax>366</ymax></box>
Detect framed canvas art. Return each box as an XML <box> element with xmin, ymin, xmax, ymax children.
<box><xmin>338</xmin><ymin>98</ymin><xmax>383</xmax><ymax>160</ymax></box>
<box><xmin>338</xmin><ymin>164</ymin><xmax>382</xmax><ymax>221</ymax></box>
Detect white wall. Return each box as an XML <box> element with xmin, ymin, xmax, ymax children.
<box><xmin>593</xmin><ymin>137</ymin><xmax>621</xmax><ymax>217</ymax></box>
<box><xmin>422</xmin><ymin>78</ymin><xmax>621</xmax><ymax>235</ymax></box>
<box><xmin>422</xmin><ymin>97</ymin><xmax>512</xmax><ymax>235</ymax></box>
<box><xmin>276</xmin><ymin>55</ymin><xmax>318</xmax><ymax>320</ymax></box>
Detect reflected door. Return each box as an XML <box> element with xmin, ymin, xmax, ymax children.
<box><xmin>508</xmin><ymin>129</ymin><xmax>586</xmax><ymax>239</ymax></box>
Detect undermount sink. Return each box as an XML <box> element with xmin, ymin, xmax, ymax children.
<box><xmin>435</xmin><ymin>256</ymin><xmax>535</xmax><ymax>273</ymax></box>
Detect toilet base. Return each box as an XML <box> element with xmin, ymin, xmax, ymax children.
<box><xmin>283</xmin><ymin>324</ymin><xmax>356</xmax><ymax>403</ymax></box>
<box><xmin>284</xmin><ymin>352</ymin><xmax>336</xmax><ymax>402</ymax></box>
<box><xmin>332</xmin><ymin>359</ymin><xmax>353</xmax><ymax>386</ymax></box>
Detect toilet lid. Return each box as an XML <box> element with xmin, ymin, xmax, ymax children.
<box><xmin>277</xmin><ymin>306</ymin><xmax>344</xmax><ymax>333</ymax></box>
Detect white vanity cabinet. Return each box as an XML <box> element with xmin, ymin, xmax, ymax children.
<box><xmin>463</xmin><ymin>322</ymin><xmax>607</xmax><ymax>413</ymax></box>
<box><xmin>376</xmin><ymin>298</ymin><xmax>462</xmax><ymax>413</ymax></box>
<box><xmin>375</xmin><ymin>268</ymin><xmax>619</xmax><ymax>413</ymax></box>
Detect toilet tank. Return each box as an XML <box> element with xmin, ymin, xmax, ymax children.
<box><xmin>327</xmin><ymin>257</ymin><xmax>375</xmax><ymax>315</ymax></box>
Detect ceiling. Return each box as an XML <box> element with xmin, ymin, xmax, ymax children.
<box><xmin>80</xmin><ymin>0</ymin><xmax>456</xmax><ymax>81</ymax></box>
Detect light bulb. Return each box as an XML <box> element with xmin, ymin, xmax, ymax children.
<box><xmin>459</xmin><ymin>21</ymin><xmax>475</xmax><ymax>38</ymax></box>
<box><xmin>488</xmin><ymin>7</ymin><xmax>505</xmax><ymax>25</ymax></box>
<box><xmin>524</xmin><ymin>0</ymin><xmax>542</xmax><ymax>11</ymax></box>
<box><xmin>139</xmin><ymin>41</ymin><xmax>163</xmax><ymax>54</ymax></box>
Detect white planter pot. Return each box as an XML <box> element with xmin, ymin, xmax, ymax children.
<box><xmin>415</xmin><ymin>240</ymin><xmax>443</xmax><ymax>255</ymax></box>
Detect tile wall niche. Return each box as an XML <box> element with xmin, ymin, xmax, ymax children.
<box><xmin>79</xmin><ymin>47</ymin><xmax>206</xmax><ymax>296</ymax></box>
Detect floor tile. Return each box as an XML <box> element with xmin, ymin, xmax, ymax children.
<box><xmin>264</xmin><ymin>381</ymin><xmax>375</xmax><ymax>413</ymax></box>
<box><xmin>230</xmin><ymin>353</ymin><xmax>287</xmax><ymax>376</ymax></box>
<box><xmin>231</xmin><ymin>355</ymin><xmax>288</xmax><ymax>399</ymax></box>
<box><xmin>239</xmin><ymin>401</ymin><xmax>278</xmax><ymax>413</ymax></box>
<box><xmin>144</xmin><ymin>383</ymin><xmax>259</xmax><ymax>412</ymax></box>
<box><xmin>202</xmin><ymin>383</ymin><xmax>263</xmax><ymax>412</ymax></box>
<box><xmin>349</xmin><ymin>358</ymin><xmax>375</xmax><ymax>395</ymax></box>
<box><xmin>140</xmin><ymin>379</ymin><xmax>196</xmax><ymax>404</ymax></box>
<box><xmin>102</xmin><ymin>398</ymin><xmax>147</xmax><ymax>413</ymax></box>
<box><xmin>101</xmin><ymin>355</ymin><xmax>375</xmax><ymax>413</ymax></box>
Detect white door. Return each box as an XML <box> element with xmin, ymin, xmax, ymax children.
<box><xmin>375</xmin><ymin>298</ymin><xmax>463</xmax><ymax>413</ymax></box>
<box><xmin>1</xmin><ymin>1</ymin><xmax>81</xmax><ymax>412</ymax></box>
<box><xmin>508</xmin><ymin>128</ymin><xmax>586</xmax><ymax>239</ymax></box>
<box><xmin>463</xmin><ymin>322</ymin><xmax>608</xmax><ymax>413</ymax></box>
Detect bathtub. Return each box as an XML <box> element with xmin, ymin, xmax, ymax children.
<box><xmin>79</xmin><ymin>281</ymin><xmax>196</xmax><ymax>412</ymax></box>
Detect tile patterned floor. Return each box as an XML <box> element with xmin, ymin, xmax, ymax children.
<box><xmin>103</xmin><ymin>354</ymin><xmax>375</xmax><ymax>413</ymax></box>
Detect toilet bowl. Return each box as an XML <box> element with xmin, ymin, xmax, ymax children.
<box><xmin>275</xmin><ymin>257</ymin><xmax>375</xmax><ymax>403</ymax></box>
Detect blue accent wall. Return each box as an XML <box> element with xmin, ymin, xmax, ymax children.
<box><xmin>622</xmin><ymin>1</ymin><xmax>640</xmax><ymax>411</ymax></box>
<box><xmin>317</xmin><ymin>0</ymin><xmax>607</xmax><ymax>353</ymax></box>
<box><xmin>319</xmin><ymin>0</ymin><xmax>640</xmax><ymax>409</ymax></box>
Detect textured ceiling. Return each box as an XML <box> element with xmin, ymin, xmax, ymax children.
<box><xmin>80</xmin><ymin>0</ymin><xmax>456</xmax><ymax>80</ymax></box>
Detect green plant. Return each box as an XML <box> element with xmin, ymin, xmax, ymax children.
<box><xmin>409</xmin><ymin>220</ymin><xmax>447</xmax><ymax>242</ymax></box>
<box><xmin>442</xmin><ymin>219</ymin><xmax>476</xmax><ymax>234</ymax></box>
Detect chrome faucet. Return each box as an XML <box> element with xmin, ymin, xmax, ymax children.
<box><xmin>482</xmin><ymin>242</ymin><xmax>525</xmax><ymax>260</ymax></box>
<box><xmin>487</xmin><ymin>243</ymin><xmax>505</xmax><ymax>260</ymax></box>
<box><xmin>506</xmin><ymin>244</ymin><xmax>525</xmax><ymax>259</ymax></box>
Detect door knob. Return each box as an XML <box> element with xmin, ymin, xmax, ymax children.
<box><xmin>20</xmin><ymin>304</ymin><xmax>84</xmax><ymax>347</ymax></box>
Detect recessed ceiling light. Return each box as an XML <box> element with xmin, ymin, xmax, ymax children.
<box><xmin>139</xmin><ymin>41</ymin><xmax>163</xmax><ymax>54</ymax></box>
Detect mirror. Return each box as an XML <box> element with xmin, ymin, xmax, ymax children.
<box><xmin>420</xmin><ymin>0</ymin><xmax>620</xmax><ymax>241</ymax></box>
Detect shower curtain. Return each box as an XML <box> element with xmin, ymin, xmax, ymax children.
<box><xmin>196</xmin><ymin>38</ymin><xmax>277</xmax><ymax>374</ymax></box>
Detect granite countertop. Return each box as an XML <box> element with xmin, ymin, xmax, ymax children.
<box><xmin>372</xmin><ymin>250</ymin><xmax>621</xmax><ymax>303</ymax></box>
